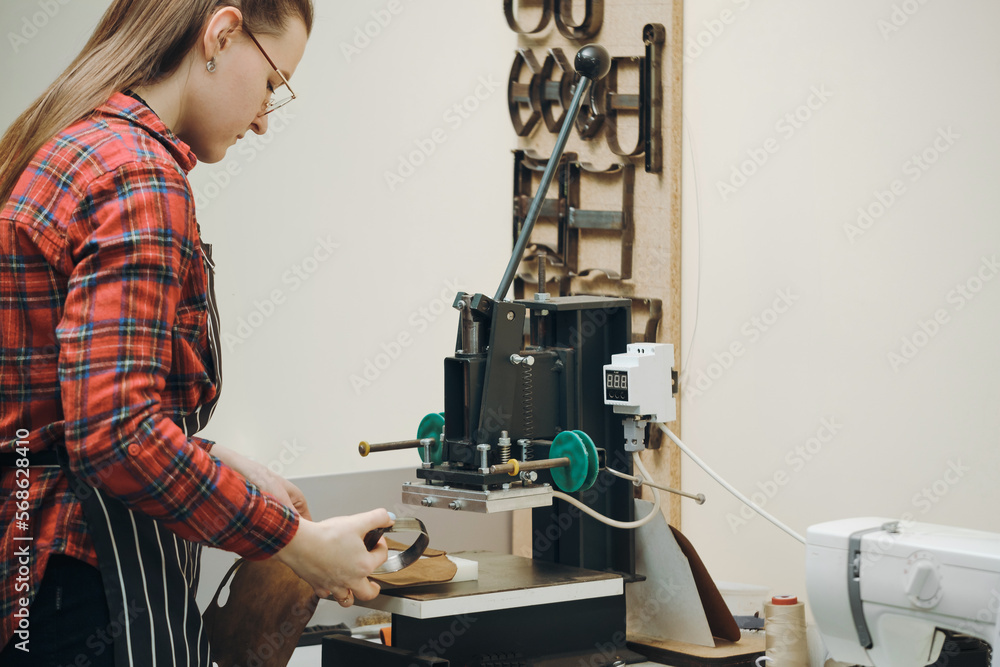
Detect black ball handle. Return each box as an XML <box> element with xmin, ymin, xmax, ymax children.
<box><xmin>574</xmin><ymin>44</ymin><xmax>611</xmax><ymax>80</ymax></box>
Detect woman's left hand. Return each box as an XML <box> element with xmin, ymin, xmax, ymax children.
<box><xmin>211</xmin><ymin>444</ymin><xmax>312</xmax><ymax>520</ymax></box>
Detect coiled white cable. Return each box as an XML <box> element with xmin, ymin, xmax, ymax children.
<box><xmin>551</xmin><ymin>453</ymin><xmax>662</xmax><ymax>529</ymax></box>
<box><xmin>657</xmin><ymin>423</ymin><xmax>805</xmax><ymax>545</ymax></box>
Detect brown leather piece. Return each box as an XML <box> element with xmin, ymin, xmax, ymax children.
<box><xmin>372</xmin><ymin>538</ymin><xmax>458</xmax><ymax>589</ymax></box>
<box><xmin>669</xmin><ymin>526</ymin><xmax>742</xmax><ymax>643</ymax></box>
<box><xmin>203</xmin><ymin>558</ymin><xmax>318</xmax><ymax>667</ymax></box>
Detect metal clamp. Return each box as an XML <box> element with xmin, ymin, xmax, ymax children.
<box><xmin>504</xmin><ymin>0</ymin><xmax>604</xmax><ymax>40</ymax></box>
<box><xmin>372</xmin><ymin>517</ymin><xmax>430</xmax><ymax>575</ymax></box>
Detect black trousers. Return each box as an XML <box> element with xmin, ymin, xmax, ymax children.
<box><xmin>0</xmin><ymin>554</ymin><xmax>115</xmax><ymax>667</ymax></box>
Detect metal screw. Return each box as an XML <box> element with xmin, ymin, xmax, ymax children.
<box><xmin>449</xmin><ymin>501</ymin><xmax>462</xmax><ymax>511</ymax></box>
<box><xmin>477</xmin><ymin>443</ymin><xmax>491</xmax><ymax>473</ymax></box>
<box><xmin>421</xmin><ymin>497</ymin><xmax>434</xmax><ymax>507</ymax></box>
<box><xmin>506</xmin><ymin>311</ymin><xmax>515</xmax><ymax>321</ymax></box>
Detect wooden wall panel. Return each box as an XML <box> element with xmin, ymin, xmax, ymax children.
<box><xmin>507</xmin><ymin>0</ymin><xmax>684</xmax><ymax>554</ymax></box>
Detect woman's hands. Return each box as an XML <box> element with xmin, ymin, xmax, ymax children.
<box><xmin>212</xmin><ymin>444</ymin><xmax>312</xmax><ymax>519</ymax></box>
<box><xmin>211</xmin><ymin>445</ymin><xmax>393</xmax><ymax>606</ymax></box>
<box><xmin>273</xmin><ymin>509</ymin><xmax>394</xmax><ymax>607</ymax></box>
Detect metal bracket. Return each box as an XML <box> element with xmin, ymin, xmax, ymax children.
<box><xmin>512</xmin><ymin>149</ymin><xmax>574</xmax><ymax>259</ymax></box>
<box><xmin>554</xmin><ymin>0</ymin><xmax>604</xmax><ymax>40</ymax></box>
<box><xmin>501</xmin><ymin>24</ymin><xmax>663</xmax><ymax>172</ymax></box>
<box><xmin>600</xmin><ymin>56</ymin><xmax>645</xmax><ymax>159</ymax></box>
<box><xmin>571</xmin><ymin>294</ymin><xmax>662</xmax><ymax>343</ymax></box>
<box><xmin>512</xmin><ymin>153</ymin><xmax>636</xmax><ymax>290</ymax></box>
<box><xmin>598</xmin><ymin>24</ymin><xmax>665</xmax><ymax>170</ymax></box>
<box><xmin>504</xmin><ymin>0</ymin><xmax>552</xmax><ymax>34</ymax></box>
<box><xmin>402</xmin><ymin>480</ymin><xmax>554</xmax><ymax>514</ymax></box>
<box><xmin>564</xmin><ymin>161</ymin><xmax>635</xmax><ymax>280</ymax></box>
<box><xmin>508</xmin><ymin>49</ymin><xmax>543</xmax><ymax>137</ymax></box>
<box><xmin>540</xmin><ymin>48</ymin><xmax>575</xmax><ymax>133</ymax></box>
<box><xmin>643</xmin><ymin>23</ymin><xmax>666</xmax><ymax>173</ymax></box>
<box><xmin>504</xmin><ymin>0</ymin><xmax>604</xmax><ymax>40</ymax></box>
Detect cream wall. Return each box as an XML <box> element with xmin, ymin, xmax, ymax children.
<box><xmin>679</xmin><ymin>0</ymin><xmax>1000</xmax><ymax>604</ymax></box>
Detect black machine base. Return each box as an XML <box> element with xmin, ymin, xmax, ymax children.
<box><xmin>322</xmin><ymin>595</ymin><xmax>645</xmax><ymax>667</ymax></box>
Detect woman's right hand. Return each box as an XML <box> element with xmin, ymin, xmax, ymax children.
<box><xmin>273</xmin><ymin>508</ymin><xmax>393</xmax><ymax>607</ymax></box>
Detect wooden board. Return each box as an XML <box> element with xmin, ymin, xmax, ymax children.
<box><xmin>629</xmin><ymin>633</ymin><xmax>766</xmax><ymax>667</ymax></box>
<box><xmin>507</xmin><ymin>0</ymin><xmax>686</xmax><ymax>549</ymax></box>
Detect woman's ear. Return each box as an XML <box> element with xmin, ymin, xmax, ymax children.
<box><xmin>201</xmin><ymin>6</ymin><xmax>244</xmax><ymax>62</ymax></box>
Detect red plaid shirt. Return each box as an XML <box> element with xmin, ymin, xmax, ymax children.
<box><xmin>0</xmin><ymin>93</ymin><xmax>298</xmax><ymax>647</ymax></box>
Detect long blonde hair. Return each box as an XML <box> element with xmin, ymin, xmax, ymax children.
<box><xmin>0</xmin><ymin>0</ymin><xmax>313</xmax><ymax>203</ymax></box>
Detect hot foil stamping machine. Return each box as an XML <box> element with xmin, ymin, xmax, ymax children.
<box><xmin>324</xmin><ymin>46</ymin><xmax>681</xmax><ymax>667</ymax></box>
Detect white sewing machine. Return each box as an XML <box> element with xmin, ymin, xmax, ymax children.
<box><xmin>807</xmin><ymin>517</ymin><xmax>1000</xmax><ymax>666</ymax></box>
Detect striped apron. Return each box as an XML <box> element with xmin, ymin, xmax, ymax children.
<box><xmin>52</xmin><ymin>240</ymin><xmax>223</xmax><ymax>667</ymax></box>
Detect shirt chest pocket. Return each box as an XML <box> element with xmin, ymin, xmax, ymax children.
<box><xmin>172</xmin><ymin>297</ymin><xmax>215</xmax><ymax>383</ymax></box>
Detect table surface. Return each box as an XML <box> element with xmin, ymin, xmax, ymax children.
<box><xmin>380</xmin><ymin>550</ymin><xmax>621</xmax><ymax>601</ymax></box>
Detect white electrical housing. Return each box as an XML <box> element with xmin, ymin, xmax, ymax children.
<box><xmin>603</xmin><ymin>343</ymin><xmax>676</xmax><ymax>423</ymax></box>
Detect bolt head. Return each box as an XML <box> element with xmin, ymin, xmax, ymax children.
<box><xmin>506</xmin><ymin>311</ymin><xmax>515</xmax><ymax>321</ymax></box>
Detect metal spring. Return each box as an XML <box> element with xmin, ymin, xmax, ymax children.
<box><xmin>499</xmin><ymin>442</ymin><xmax>511</xmax><ymax>463</ymax></box>
<box><xmin>518</xmin><ymin>438</ymin><xmax>533</xmax><ymax>462</ymax></box>
<box><xmin>521</xmin><ymin>363</ymin><xmax>535</xmax><ymax>442</ymax></box>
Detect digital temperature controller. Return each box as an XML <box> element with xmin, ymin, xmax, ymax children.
<box><xmin>605</xmin><ymin>370</ymin><xmax>629</xmax><ymax>402</ymax></box>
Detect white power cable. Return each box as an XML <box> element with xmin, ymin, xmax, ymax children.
<box><xmin>551</xmin><ymin>453</ymin><xmax>662</xmax><ymax>530</ymax></box>
<box><xmin>657</xmin><ymin>423</ymin><xmax>806</xmax><ymax>545</ymax></box>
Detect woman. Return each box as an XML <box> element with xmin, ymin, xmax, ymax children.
<box><xmin>0</xmin><ymin>1</ymin><xmax>391</xmax><ymax>665</ymax></box>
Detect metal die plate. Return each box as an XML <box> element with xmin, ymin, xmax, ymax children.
<box><xmin>402</xmin><ymin>480</ymin><xmax>553</xmax><ymax>514</ymax></box>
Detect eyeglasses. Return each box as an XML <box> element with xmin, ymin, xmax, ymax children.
<box><xmin>244</xmin><ymin>29</ymin><xmax>296</xmax><ymax>115</ymax></box>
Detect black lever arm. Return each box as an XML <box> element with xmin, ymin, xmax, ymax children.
<box><xmin>494</xmin><ymin>45</ymin><xmax>612</xmax><ymax>302</ymax></box>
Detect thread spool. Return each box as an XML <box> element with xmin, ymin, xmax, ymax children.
<box><xmin>764</xmin><ymin>595</ymin><xmax>808</xmax><ymax>666</ymax></box>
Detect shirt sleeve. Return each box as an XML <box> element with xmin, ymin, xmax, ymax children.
<box><xmin>56</xmin><ymin>160</ymin><xmax>298</xmax><ymax>560</ymax></box>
